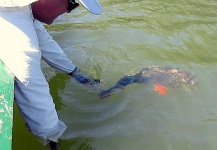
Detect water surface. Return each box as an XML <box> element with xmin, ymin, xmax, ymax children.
<box><xmin>13</xmin><ymin>0</ymin><xmax>217</xmax><ymax>150</ymax></box>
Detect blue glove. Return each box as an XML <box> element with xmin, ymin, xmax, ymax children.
<box><xmin>69</xmin><ymin>67</ymin><xmax>100</xmax><ymax>85</ymax></box>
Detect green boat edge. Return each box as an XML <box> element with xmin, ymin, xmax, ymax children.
<box><xmin>0</xmin><ymin>60</ymin><xmax>14</xmax><ymax>150</ymax></box>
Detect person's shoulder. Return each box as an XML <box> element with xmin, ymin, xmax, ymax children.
<box><xmin>0</xmin><ymin>0</ymin><xmax>37</xmax><ymax>7</ymax></box>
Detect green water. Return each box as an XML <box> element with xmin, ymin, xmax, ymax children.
<box><xmin>13</xmin><ymin>0</ymin><xmax>217</xmax><ymax>150</ymax></box>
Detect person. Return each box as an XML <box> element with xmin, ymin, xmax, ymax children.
<box><xmin>0</xmin><ymin>0</ymin><xmax>102</xmax><ymax>149</ymax></box>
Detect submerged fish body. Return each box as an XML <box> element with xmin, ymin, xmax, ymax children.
<box><xmin>138</xmin><ymin>66</ymin><xmax>197</xmax><ymax>89</ymax></box>
<box><xmin>98</xmin><ymin>66</ymin><xmax>197</xmax><ymax>98</ymax></box>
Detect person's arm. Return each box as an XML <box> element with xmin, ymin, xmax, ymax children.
<box><xmin>34</xmin><ymin>19</ymin><xmax>75</xmax><ymax>73</ymax></box>
<box><xmin>34</xmin><ymin>20</ymin><xmax>100</xmax><ymax>84</ymax></box>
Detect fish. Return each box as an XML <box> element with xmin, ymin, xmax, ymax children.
<box><xmin>98</xmin><ymin>66</ymin><xmax>197</xmax><ymax>99</ymax></box>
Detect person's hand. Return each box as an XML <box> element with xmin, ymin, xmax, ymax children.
<box><xmin>69</xmin><ymin>67</ymin><xmax>100</xmax><ymax>85</ymax></box>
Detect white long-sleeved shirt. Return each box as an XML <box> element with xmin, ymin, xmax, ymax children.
<box><xmin>0</xmin><ymin>5</ymin><xmax>75</xmax><ymax>84</ymax></box>
<box><xmin>0</xmin><ymin>0</ymin><xmax>37</xmax><ymax>7</ymax></box>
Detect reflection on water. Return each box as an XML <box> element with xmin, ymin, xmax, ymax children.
<box><xmin>13</xmin><ymin>0</ymin><xmax>217</xmax><ymax>150</ymax></box>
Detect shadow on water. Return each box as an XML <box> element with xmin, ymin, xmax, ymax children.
<box><xmin>49</xmin><ymin>73</ymin><xmax>97</xmax><ymax>150</ymax></box>
<box><xmin>48</xmin><ymin>72</ymin><xmax>69</xmax><ymax>111</ymax></box>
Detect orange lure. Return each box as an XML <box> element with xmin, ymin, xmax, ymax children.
<box><xmin>154</xmin><ymin>84</ymin><xmax>168</xmax><ymax>95</ymax></box>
